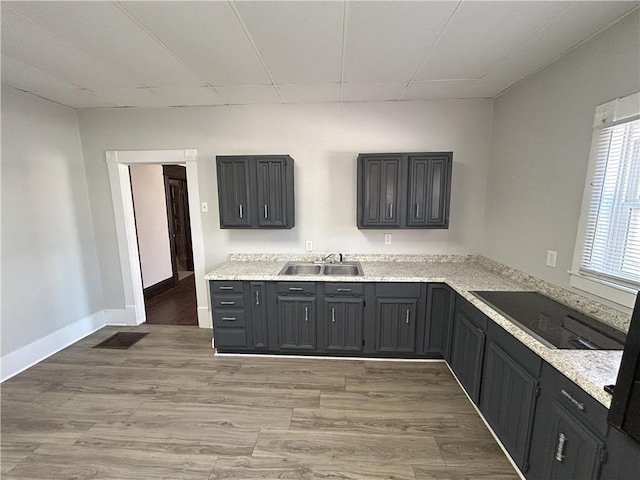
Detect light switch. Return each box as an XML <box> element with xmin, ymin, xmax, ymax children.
<box><xmin>201</xmin><ymin>202</ymin><xmax>208</xmax><ymax>212</ymax></box>
<box><xmin>546</xmin><ymin>250</ymin><xmax>557</xmax><ymax>268</ymax></box>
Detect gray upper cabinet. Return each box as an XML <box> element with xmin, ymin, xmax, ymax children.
<box><xmin>216</xmin><ymin>155</ymin><xmax>295</xmax><ymax>229</ymax></box>
<box><xmin>357</xmin><ymin>152</ymin><xmax>452</xmax><ymax>229</ymax></box>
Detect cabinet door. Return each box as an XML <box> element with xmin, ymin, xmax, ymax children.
<box><xmin>375</xmin><ymin>298</ymin><xmax>417</xmax><ymax>353</ymax></box>
<box><xmin>546</xmin><ymin>401</ymin><xmax>606</xmax><ymax>480</ymax></box>
<box><xmin>278</xmin><ymin>296</ymin><xmax>316</xmax><ymax>350</ymax></box>
<box><xmin>358</xmin><ymin>155</ymin><xmax>402</xmax><ymax>228</ymax></box>
<box><xmin>250</xmin><ymin>282</ymin><xmax>268</xmax><ymax>349</ymax></box>
<box><xmin>424</xmin><ymin>284</ymin><xmax>455</xmax><ymax>359</ymax></box>
<box><xmin>480</xmin><ymin>340</ymin><xmax>539</xmax><ymax>472</ymax></box>
<box><xmin>256</xmin><ymin>157</ymin><xmax>290</xmax><ymax>228</ymax></box>
<box><xmin>407</xmin><ymin>154</ymin><xmax>451</xmax><ymax>227</ymax></box>
<box><xmin>324</xmin><ymin>298</ymin><xmax>364</xmax><ymax>352</ymax></box>
<box><xmin>216</xmin><ymin>158</ymin><xmax>252</xmax><ymax>228</ymax></box>
<box><xmin>450</xmin><ymin>310</ymin><xmax>486</xmax><ymax>403</ymax></box>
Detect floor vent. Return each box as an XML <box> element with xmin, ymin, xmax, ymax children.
<box><xmin>93</xmin><ymin>332</ymin><xmax>149</xmax><ymax>349</ymax></box>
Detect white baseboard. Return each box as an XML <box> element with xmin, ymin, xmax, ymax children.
<box><xmin>1</xmin><ymin>311</ymin><xmax>106</xmax><ymax>382</ymax></box>
<box><xmin>105</xmin><ymin>305</ymin><xmax>139</xmax><ymax>326</ymax></box>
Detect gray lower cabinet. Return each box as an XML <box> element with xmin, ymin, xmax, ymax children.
<box><xmin>424</xmin><ymin>284</ymin><xmax>455</xmax><ymax>359</ymax></box>
<box><xmin>375</xmin><ymin>298</ymin><xmax>417</xmax><ymax>353</ymax></box>
<box><xmin>479</xmin><ymin>323</ymin><xmax>542</xmax><ymax>473</ymax></box>
<box><xmin>210</xmin><ymin>280</ymin><xmax>249</xmax><ymax>349</ymax></box>
<box><xmin>323</xmin><ymin>297</ymin><xmax>364</xmax><ymax>352</ymax></box>
<box><xmin>277</xmin><ymin>295</ymin><xmax>316</xmax><ymax>351</ymax></box>
<box><xmin>216</xmin><ymin>155</ymin><xmax>295</xmax><ymax>229</ymax></box>
<box><xmin>450</xmin><ymin>296</ymin><xmax>487</xmax><ymax>403</ymax></box>
<box><xmin>250</xmin><ymin>282</ymin><xmax>268</xmax><ymax>349</ymax></box>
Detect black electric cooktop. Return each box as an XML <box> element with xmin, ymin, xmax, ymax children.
<box><xmin>471</xmin><ymin>291</ymin><xmax>626</xmax><ymax>350</ymax></box>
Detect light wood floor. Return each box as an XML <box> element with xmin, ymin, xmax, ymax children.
<box><xmin>1</xmin><ymin>325</ymin><xmax>519</xmax><ymax>479</ymax></box>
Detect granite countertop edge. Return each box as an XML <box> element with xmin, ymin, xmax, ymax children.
<box><xmin>205</xmin><ymin>257</ymin><xmax>627</xmax><ymax>409</ymax></box>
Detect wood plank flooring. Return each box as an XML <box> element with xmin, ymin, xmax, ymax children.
<box><xmin>1</xmin><ymin>325</ymin><xmax>519</xmax><ymax>479</ymax></box>
<box><xmin>145</xmin><ymin>275</ymin><xmax>198</xmax><ymax>325</ymax></box>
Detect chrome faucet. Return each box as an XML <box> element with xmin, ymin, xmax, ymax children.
<box><xmin>320</xmin><ymin>253</ymin><xmax>343</xmax><ymax>264</ymax></box>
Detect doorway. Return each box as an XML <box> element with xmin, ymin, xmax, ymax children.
<box><xmin>106</xmin><ymin>149</ymin><xmax>210</xmax><ymax>329</ymax></box>
<box><xmin>163</xmin><ymin>165</ymin><xmax>194</xmax><ymax>282</ymax></box>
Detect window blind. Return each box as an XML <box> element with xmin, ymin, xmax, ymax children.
<box><xmin>580</xmin><ymin>117</ymin><xmax>640</xmax><ymax>288</ymax></box>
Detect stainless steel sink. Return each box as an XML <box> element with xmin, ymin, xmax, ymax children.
<box><xmin>279</xmin><ymin>261</ymin><xmax>363</xmax><ymax>276</ymax></box>
<box><xmin>280</xmin><ymin>263</ymin><xmax>322</xmax><ymax>275</ymax></box>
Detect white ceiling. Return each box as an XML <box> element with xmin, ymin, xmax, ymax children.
<box><xmin>1</xmin><ymin>1</ymin><xmax>637</xmax><ymax>109</ymax></box>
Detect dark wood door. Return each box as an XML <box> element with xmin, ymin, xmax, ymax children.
<box><xmin>358</xmin><ymin>155</ymin><xmax>403</xmax><ymax>228</ymax></box>
<box><xmin>479</xmin><ymin>340</ymin><xmax>539</xmax><ymax>471</ymax></box>
<box><xmin>375</xmin><ymin>298</ymin><xmax>417</xmax><ymax>353</ymax></box>
<box><xmin>324</xmin><ymin>297</ymin><xmax>364</xmax><ymax>352</ymax></box>
<box><xmin>450</xmin><ymin>310</ymin><xmax>486</xmax><ymax>403</ymax></box>
<box><xmin>216</xmin><ymin>158</ymin><xmax>252</xmax><ymax>228</ymax></box>
<box><xmin>277</xmin><ymin>296</ymin><xmax>316</xmax><ymax>350</ymax></box>
<box><xmin>164</xmin><ymin>166</ymin><xmax>194</xmax><ymax>277</ymax></box>
<box><xmin>256</xmin><ymin>158</ymin><xmax>289</xmax><ymax>227</ymax></box>
<box><xmin>407</xmin><ymin>154</ymin><xmax>451</xmax><ymax>227</ymax></box>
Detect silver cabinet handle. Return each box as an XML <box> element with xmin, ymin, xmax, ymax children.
<box><xmin>331</xmin><ymin>308</ymin><xmax>335</xmax><ymax>322</ymax></box>
<box><xmin>561</xmin><ymin>389</ymin><xmax>585</xmax><ymax>411</ymax></box>
<box><xmin>239</xmin><ymin>204</ymin><xmax>243</xmax><ymax>219</ymax></box>
<box><xmin>221</xmin><ymin>317</ymin><xmax>236</xmax><ymax>321</ymax></box>
<box><xmin>264</xmin><ymin>204</ymin><xmax>268</xmax><ymax>218</ymax></box>
<box><xmin>289</xmin><ymin>287</ymin><xmax>303</xmax><ymax>292</ymax></box>
<box><xmin>255</xmin><ymin>291</ymin><xmax>260</xmax><ymax>305</ymax></box>
<box><xmin>405</xmin><ymin>309</ymin><xmax>410</xmax><ymax>324</ymax></box>
<box><xmin>220</xmin><ymin>301</ymin><xmax>235</xmax><ymax>305</ymax></box>
<box><xmin>219</xmin><ymin>286</ymin><xmax>234</xmax><ymax>290</ymax></box>
<box><xmin>389</xmin><ymin>203</ymin><xmax>393</xmax><ymax>217</ymax></box>
<box><xmin>305</xmin><ymin>307</ymin><xmax>309</xmax><ymax>322</ymax></box>
<box><xmin>336</xmin><ymin>288</ymin><xmax>352</xmax><ymax>292</ymax></box>
<box><xmin>555</xmin><ymin>433</ymin><xmax>567</xmax><ymax>462</ymax></box>
<box><xmin>416</xmin><ymin>203</ymin><xmax>420</xmax><ymax>217</ymax></box>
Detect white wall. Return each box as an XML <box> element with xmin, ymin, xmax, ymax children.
<box><xmin>483</xmin><ymin>11</ymin><xmax>640</xmax><ymax>300</ymax></box>
<box><xmin>1</xmin><ymin>86</ymin><xmax>104</xmax><ymax>361</ymax></box>
<box><xmin>77</xmin><ymin>99</ymin><xmax>493</xmax><ymax>310</ymax></box>
<box><xmin>129</xmin><ymin>164</ymin><xmax>172</xmax><ymax>288</ymax></box>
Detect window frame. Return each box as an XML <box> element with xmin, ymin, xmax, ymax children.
<box><xmin>570</xmin><ymin>92</ymin><xmax>640</xmax><ymax>308</ymax></box>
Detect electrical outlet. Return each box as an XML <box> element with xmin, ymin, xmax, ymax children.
<box><xmin>305</xmin><ymin>240</ymin><xmax>313</xmax><ymax>252</ymax></box>
<box><xmin>546</xmin><ymin>250</ymin><xmax>558</xmax><ymax>268</ymax></box>
<box><xmin>384</xmin><ymin>234</ymin><xmax>392</xmax><ymax>245</ymax></box>
<box><xmin>201</xmin><ymin>202</ymin><xmax>208</xmax><ymax>212</ymax></box>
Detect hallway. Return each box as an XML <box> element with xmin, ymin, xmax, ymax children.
<box><xmin>145</xmin><ymin>274</ymin><xmax>197</xmax><ymax>325</ymax></box>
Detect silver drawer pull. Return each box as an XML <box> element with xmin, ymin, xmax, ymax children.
<box><xmin>331</xmin><ymin>308</ymin><xmax>335</xmax><ymax>322</ymax></box>
<box><xmin>255</xmin><ymin>291</ymin><xmax>260</xmax><ymax>305</ymax></box>
<box><xmin>561</xmin><ymin>389</ymin><xmax>585</xmax><ymax>410</ymax></box>
<box><xmin>405</xmin><ymin>309</ymin><xmax>410</xmax><ymax>324</ymax></box>
<box><xmin>336</xmin><ymin>288</ymin><xmax>352</xmax><ymax>292</ymax></box>
<box><xmin>289</xmin><ymin>287</ymin><xmax>303</xmax><ymax>292</ymax></box>
<box><xmin>219</xmin><ymin>286</ymin><xmax>234</xmax><ymax>290</ymax></box>
<box><xmin>220</xmin><ymin>301</ymin><xmax>235</xmax><ymax>305</ymax></box>
<box><xmin>555</xmin><ymin>433</ymin><xmax>567</xmax><ymax>462</ymax></box>
<box><xmin>221</xmin><ymin>317</ymin><xmax>236</xmax><ymax>321</ymax></box>
<box><xmin>305</xmin><ymin>307</ymin><xmax>309</xmax><ymax>322</ymax></box>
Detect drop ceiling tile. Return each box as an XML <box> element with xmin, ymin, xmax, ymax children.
<box><xmin>6</xmin><ymin>1</ymin><xmax>204</xmax><ymax>87</ymax></box>
<box><xmin>119</xmin><ymin>1</ymin><xmax>270</xmax><ymax>86</ymax></box>
<box><xmin>1</xmin><ymin>54</ymin><xmax>79</xmax><ymax>91</ymax></box>
<box><xmin>1</xmin><ymin>7</ymin><xmax>140</xmax><ymax>89</ymax></box>
<box><xmin>402</xmin><ymin>80</ymin><xmax>487</xmax><ymax>100</ymax></box>
<box><xmin>416</xmin><ymin>1</ymin><xmax>571</xmax><ymax>81</ymax></box>
<box><xmin>91</xmin><ymin>88</ymin><xmax>172</xmax><ymax>108</ymax></box>
<box><xmin>216</xmin><ymin>85</ymin><xmax>282</xmax><ymax>105</ymax></box>
<box><xmin>344</xmin><ymin>2</ymin><xmax>458</xmax><ymax>83</ymax></box>
<box><xmin>342</xmin><ymin>83</ymin><xmax>406</xmax><ymax>102</ymax></box>
<box><xmin>477</xmin><ymin>2</ymin><xmax>640</xmax><ymax>97</ymax></box>
<box><xmin>152</xmin><ymin>87</ymin><xmax>224</xmax><ymax>106</ymax></box>
<box><xmin>279</xmin><ymin>84</ymin><xmax>341</xmax><ymax>103</ymax></box>
<box><xmin>235</xmin><ymin>1</ymin><xmax>343</xmax><ymax>84</ymax></box>
<box><xmin>32</xmin><ymin>89</ymin><xmax>120</xmax><ymax>109</ymax></box>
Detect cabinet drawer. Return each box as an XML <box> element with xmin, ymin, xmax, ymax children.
<box><xmin>214</xmin><ymin>328</ymin><xmax>247</xmax><ymax>349</ymax></box>
<box><xmin>456</xmin><ymin>295</ymin><xmax>488</xmax><ymax>331</ymax></box>
<box><xmin>324</xmin><ymin>283</ymin><xmax>364</xmax><ymax>296</ymax></box>
<box><xmin>376</xmin><ymin>283</ymin><xmax>421</xmax><ymax>298</ymax></box>
<box><xmin>277</xmin><ymin>282</ymin><xmax>317</xmax><ymax>295</ymax></box>
<box><xmin>213</xmin><ymin>294</ymin><xmax>245</xmax><ymax>309</ymax></box>
<box><xmin>213</xmin><ymin>309</ymin><xmax>246</xmax><ymax>328</ymax></box>
<box><xmin>211</xmin><ymin>281</ymin><xmax>244</xmax><ymax>293</ymax></box>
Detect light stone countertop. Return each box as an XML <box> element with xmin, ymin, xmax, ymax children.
<box><xmin>205</xmin><ymin>255</ymin><xmax>628</xmax><ymax>408</ymax></box>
